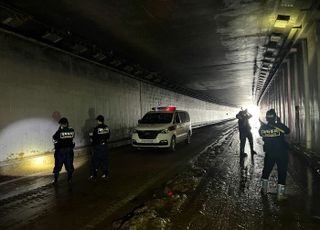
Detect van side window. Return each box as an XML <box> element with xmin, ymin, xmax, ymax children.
<box><xmin>179</xmin><ymin>112</ymin><xmax>186</xmax><ymax>123</ymax></box>
<box><xmin>175</xmin><ymin>113</ymin><xmax>181</xmax><ymax>123</ymax></box>
<box><xmin>184</xmin><ymin>112</ymin><xmax>190</xmax><ymax>122</ymax></box>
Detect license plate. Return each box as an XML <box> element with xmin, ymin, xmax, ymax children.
<box><xmin>141</xmin><ymin>139</ymin><xmax>154</xmax><ymax>143</ymax></box>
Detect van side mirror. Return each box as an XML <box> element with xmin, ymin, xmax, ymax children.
<box><xmin>138</xmin><ymin>119</ymin><xmax>141</xmax><ymax>124</ymax></box>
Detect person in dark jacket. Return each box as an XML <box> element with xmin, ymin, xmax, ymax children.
<box><xmin>236</xmin><ymin>108</ymin><xmax>257</xmax><ymax>157</ymax></box>
<box><xmin>89</xmin><ymin>115</ymin><xmax>110</xmax><ymax>180</ymax></box>
<box><xmin>52</xmin><ymin>117</ymin><xmax>75</xmax><ymax>184</ymax></box>
<box><xmin>259</xmin><ymin>109</ymin><xmax>290</xmax><ymax>200</ymax></box>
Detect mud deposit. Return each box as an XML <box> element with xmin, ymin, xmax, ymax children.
<box><xmin>112</xmin><ymin>127</ymin><xmax>320</xmax><ymax>230</ymax></box>
<box><xmin>112</xmin><ymin>129</ymin><xmax>235</xmax><ymax>229</ymax></box>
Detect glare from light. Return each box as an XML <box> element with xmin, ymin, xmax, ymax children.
<box><xmin>33</xmin><ymin>156</ymin><xmax>46</xmax><ymax>167</ymax></box>
<box><xmin>274</xmin><ymin>20</ymin><xmax>289</xmax><ymax>28</ymax></box>
<box><xmin>28</xmin><ymin>155</ymin><xmax>55</xmax><ymax>172</ymax></box>
<box><xmin>0</xmin><ymin>117</ymin><xmax>82</xmax><ymax>161</ymax></box>
<box><xmin>0</xmin><ymin>118</ymin><xmax>57</xmax><ymax>161</ymax></box>
<box><xmin>241</xmin><ymin>104</ymin><xmax>261</xmax><ymax>130</ymax></box>
<box><xmin>247</xmin><ymin>105</ymin><xmax>260</xmax><ymax>119</ymax></box>
<box><xmin>0</xmin><ymin>118</ymin><xmax>86</xmax><ymax>176</ymax></box>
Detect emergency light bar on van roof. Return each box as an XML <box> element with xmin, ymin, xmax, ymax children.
<box><xmin>152</xmin><ymin>106</ymin><xmax>176</xmax><ymax>111</ymax></box>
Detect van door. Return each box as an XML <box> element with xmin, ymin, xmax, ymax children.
<box><xmin>174</xmin><ymin>112</ymin><xmax>183</xmax><ymax>142</ymax></box>
<box><xmin>179</xmin><ymin>112</ymin><xmax>188</xmax><ymax>139</ymax></box>
<box><xmin>184</xmin><ymin>112</ymin><xmax>191</xmax><ymax>135</ymax></box>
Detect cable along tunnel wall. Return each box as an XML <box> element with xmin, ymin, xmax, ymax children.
<box><xmin>0</xmin><ymin>30</ymin><xmax>238</xmax><ymax>163</ymax></box>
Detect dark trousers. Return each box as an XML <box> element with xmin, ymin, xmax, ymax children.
<box><xmin>91</xmin><ymin>144</ymin><xmax>109</xmax><ymax>177</ymax></box>
<box><xmin>239</xmin><ymin>131</ymin><xmax>254</xmax><ymax>154</ymax></box>
<box><xmin>53</xmin><ymin>147</ymin><xmax>74</xmax><ymax>180</ymax></box>
<box><xmin>262</xmin><ymin>151</ymin><xmax>288</xmax><ymax>185</ymax></box>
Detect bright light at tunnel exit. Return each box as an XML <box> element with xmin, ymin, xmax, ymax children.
<box><xmin>243</xmin><ymin>104</ymin><xmax>260</xmax><ymax>129</ymax></box>
<box><xmin>246</xmin><ymin>105</ymin><xmax>260</xmax><ymax>118</ymax></box>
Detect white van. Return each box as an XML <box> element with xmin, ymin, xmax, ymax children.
<box><xmin>131</xmin><ymin>106</ymin><xmax>192</xmax><ymax>151</ymax></box>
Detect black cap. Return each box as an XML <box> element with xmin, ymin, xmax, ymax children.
<box><xmin>96</xmin><ymin>115</ymin><xmax>104</xmax><ymax>122</ymax></box>
<box><xmin>266</xmin><ymin>109</ymin><xmax>276</xmax><ymax>122</ymax></box>
<box><xmin>59</xmin><ymin>117</ymin><xmax>69</xmax><ymax>125</ymax></box>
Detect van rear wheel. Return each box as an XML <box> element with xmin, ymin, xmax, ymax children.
<box><xmin>169</xmin><ymin>136</ymin><xmax>176</xmax><ymax>151</ymax></box>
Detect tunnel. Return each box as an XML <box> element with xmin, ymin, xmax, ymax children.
<box><xmin>0</xmin><ymin>0</ymin><xmax>320</xmax><ymax>229</ymax></box>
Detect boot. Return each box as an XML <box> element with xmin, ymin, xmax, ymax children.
<box><xmin>261</xmin><ymin>179</ymin><xmax>268</xmax><ymax>195</ymax></box>
<box><xmin>67</xmin><ymin>172</ymin><xmax>73</xmax><ymax>183</ymax></box>
<box><xmin>277</xmin><ymin>184</ymin><xmax>286</xmax><ymax>201</ymax></box>
<box><xmin>88</xmin><ymin>175</ymin><xmax>97</xmax><ymax>181</ymax></box>
<box><xmin>52</xmin><ymin>173</ymin><xmax>59</xmax><ymax>185</ymax></box>
<box><xmin>101</xmin><ymin>172</ymin><xmax>110</xmax><ymax>180</ymax></box>
<box><xmin>240</xmin><ymin>149</ymin><xmax>247</xmax><ymax>157</ymax></box>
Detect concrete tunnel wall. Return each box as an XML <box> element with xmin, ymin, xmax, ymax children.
<box><xmin>0</xmin><ymin>30</ymin><xmax>238</xmax><ymax>163</ymax></box>
<box><xmin>259</xmin><ymin>20</ymin><xmax>320</xmax><ymax>154</ymax></box>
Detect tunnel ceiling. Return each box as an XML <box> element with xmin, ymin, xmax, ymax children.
<box><xmin>0</xmin><ymin>0</ymin><xmax>313</xmax><ymax>107</ymax></box>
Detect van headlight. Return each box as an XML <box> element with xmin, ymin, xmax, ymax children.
<box><xmin>161</xmin><ymin>128</ymin><xmax>169</xmax><ymax>134</ymax></box>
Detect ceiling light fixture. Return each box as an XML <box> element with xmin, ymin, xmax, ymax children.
<box><xmin>109</xmin><ymin>59</ymin><xmax>122</xmax><ymax>67</ymax></box>
<box><xmin>265</xmin><ymin>41</ymin><xmax>278</xmax><ymax>52</ymax></box>
<box><xmin>270</xmin><ymin>33</ymin><xmax>283</xmax><ymax>43</ymax></box>
<box><xmin>123</xmin><ymin>65</ymin><xmax>134</xmax><ymax>73</ymax></box>
<box><xmin>93</xmin><ymin>52</ymin><xmax>106</xmax><ymax>61</ymax></box>
<box><xmin>281</xmin><ymin>0</ymin><xmax>295</xmax><ymax>7</ymax></box>
<box><xmin>2</xmin><ymin>15</ymin><xmax>30</xmax><ymax>27</ymax></box>
<box><xmin>274</xmin><ymin>15</ymin><xmax>290</xmax><ymax>28</ymax></box>
<box><xmin>264</xmin><ymin>51</ymin><xmax>275</xmax><ymax>60</ymax></box>
<box><xmin>42</xmin><ymin>32</ymin><xmax>63</xmax><ymax>43</ymax></box>
<box><xmin>261</xmin><ymin>59</ymin><xmax>274</xmax><ymax>64</ymax></box>
<box><xmin>71</xmin><ymin>44</ymin><xmax>88</xmax><ymax>53</ymax></box>
<box><xmin>262</xmin><ymin>63</ymin><xmax>272</xmax><ymax>69</ymax></box>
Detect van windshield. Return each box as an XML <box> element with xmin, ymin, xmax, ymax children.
<box><xmin>140</xmin><ymin>112</ymin><xmax>173</xmax><ymax>124</ymax></box>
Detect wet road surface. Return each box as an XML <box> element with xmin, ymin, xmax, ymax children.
<box><xmin>0</xmin><ymin>121</ymin><xmax>236</xmax><ymax>230</ymax></box>
<box><xmin>1</xmin><ymin>121</ymin><xmax>320</xmax><ymax>229</ymax></box>
<box><xmin>170</xmin><ymin>126</ymin><xmax>320</xmax><ymax>229</ymax></box>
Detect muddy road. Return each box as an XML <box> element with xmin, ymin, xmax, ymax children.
<box><xmin>0</xmin><ymin>121</ymin><xmax>236</xmax><ymax>229</ymax></box>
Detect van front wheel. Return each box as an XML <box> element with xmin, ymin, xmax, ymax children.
<box><xmin>170</xmin><ymin>136</ymin><xmax>176</xmax><ymax>151</ymax></box>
